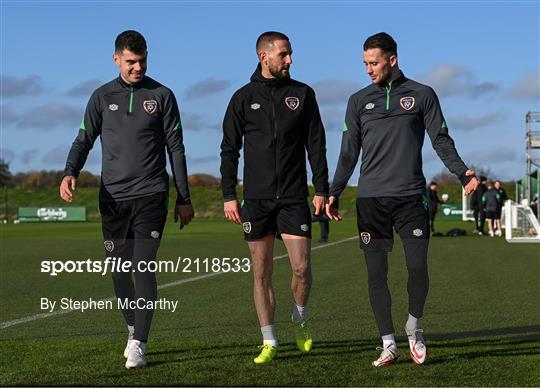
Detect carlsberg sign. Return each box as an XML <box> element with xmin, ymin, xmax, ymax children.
<box><xmin>18</xmin><ymin>207</ymin><xmax>86</xmax><ymax>222</ymax></box>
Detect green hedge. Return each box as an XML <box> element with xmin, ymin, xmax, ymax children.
<box><xmin>0</xmin><ymin>182</ymin><xmax>516</xmax><ymax>221</ymax></box>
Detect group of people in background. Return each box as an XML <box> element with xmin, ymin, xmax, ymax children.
<box><xmin>471</xmin><ymin>177</ymin><xmax>507</xmax><ymax>237</ymax></box>
<box><xmin>427</xmin><ymin>177</ymin><xmax>508</xmax><ymax>238</ymax></box>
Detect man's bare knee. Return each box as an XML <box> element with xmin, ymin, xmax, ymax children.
<box><xmin>292</xmin><ymin>261</ymin><xmax>311</xmax><ymax>280</ymax></box>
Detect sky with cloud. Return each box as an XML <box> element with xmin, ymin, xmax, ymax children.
<box><xmin>1</xmin><ymin>1</ymin><xmax>539</xmax><ymax>185</ymax></box>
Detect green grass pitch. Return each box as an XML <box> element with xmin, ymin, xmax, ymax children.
<box><xmin>0</xmin><ymin>218</ymin><xmax>539</xmax><ymax>386</ymax></box>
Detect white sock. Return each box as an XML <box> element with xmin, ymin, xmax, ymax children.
<box><xmin>382</xmin><ymin>334</ymin><xmax>395</xmax><ymax>348</ymax></box>
<box><xmin>261</xmin><ymin>325</ymin><xmax>278</xmax><ymax>347</ymax></box>
<box><xmin>292</xmin><ymin>303</ymin><xmax>308</xmax><ymax>322</ymax></box>
<box><xmin>406</xmin><ymin>314</ymin><xmax>421</xmax><ymax>331</ymax></box>
<box><xmin>127</xmin><ymin>325</ymin><xmax>135</xmax><ymax>339</ymax></box>
<box><xmin>131</xmin><ymin>339</ymin><xmax>146</xmax><ymax>354</ymax></box>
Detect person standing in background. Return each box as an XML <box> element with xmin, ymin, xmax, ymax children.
<box><xmin>471</xmin><ymin>176</ymin><xmax>487</xmax><ymax>235</ymax></box>
<box><xmin>427</xmin><ymin>182</ymin><xmax>443</xmax><ymax>235</ymax></box>
<box><xmin>483</xmin><ymin>181</ymin><xmax>502</xmax><ymax>237</ymax></box>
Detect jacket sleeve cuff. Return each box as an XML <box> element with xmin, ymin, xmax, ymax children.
<box><xmin>223</xmin><ymin>193</ymin><xmax>237</xmax><ymax>201</ymax></box>
<box><xmin>459</xmin><ymin>173</ymin><xmax>475</xmax><ymax>187</ymax></box>
<box><xmin>63</xmin><ymin>170</ymin><xmax>78</xmax><ymax>179</ymax></box>
<box><xmin>176</xmin><ymin>197</ymin><xmax>191</xmax><ymax>205</ymax></box>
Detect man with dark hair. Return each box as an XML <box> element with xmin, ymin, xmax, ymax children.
<box><xmin>220</xmin><ymin>31</ymin><xmax>328</xmax><ymax>364</ymax></box>
<box><xmin>363</xmin><ymin>31</ymin><xmax>397</xmax><ymax>55</ymax></box>
<box><xmin>60</xmin><ymin>30</ymin><xmax>194</xmax><ymax>369</ymax></box>
<box><xmin>326</xmin><ymin>32</ymin><xmax>478</xmax><ymax>367</ymax></box>
<box><xmin>255</xmin><ymin>31</ymin><xmax>290</xmax><ymax>53</ymax></box>
<box><xmin>115</xmin><ymin>30</ymin><xmax>147</xmax><ymax>54</ymax></box>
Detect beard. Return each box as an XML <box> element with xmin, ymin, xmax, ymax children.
<box><xmin>268</xmin><ymin>64</ymin><xmax>290</xmax><ymax>79</ymax></box>
<box><xmin>374</xmin><ymin>64</ymin><xmax>393</xmax><ymax>85</ymax></box>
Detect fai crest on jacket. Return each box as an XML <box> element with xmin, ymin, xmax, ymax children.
<box><xmin>360</xmin><ymin>232</ymin><xmax>371</xmax><ymax>245</ymax></box>
<box><xmin>285</xmin><ymin>96</ymin><xmax>300</xmax><ymax>110</ymax></box>
<box><xmin>143</xmin><ymin>100</ymin><xmax>158</xmax><ymax>115</ymax></box>
<box><xmin>104</xmin><ymin>240</ymin><xmax>114</xmax><ymax>252</ymax></box>
<box><xmin>399</xmin><ymin>96</ymin><xmax>415</xmax><ymax>111</ymax></box>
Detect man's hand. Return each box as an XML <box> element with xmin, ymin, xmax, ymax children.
<box><xmin>174</xmin><ymin>203</ymin><xmax>194</xmax><ymax>229</ymax></box>
<box><xmin>60</xmin><ymin>176</ymin><xmax>77</xmax><ymax>203</ymax></box>
<box><xmin>463</xmin><ymin>169</ymin><xmax>478</xmax><ymax>196</ymax></box>
<box><xmin>326</xmin><ymin>196</ymin><xmax>342</xmax><ymax>221</ymax></box>
<box><xmin>312</xmin><ymin>195</ymin><xmax>326</xmax><ymax>216</ymax></box>
<box><xmin>224</xmin><ymin>199</ymin><xmax>241</xmax><ymax>224</ymax></box>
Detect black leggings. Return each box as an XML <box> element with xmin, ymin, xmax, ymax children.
<box><xmin>473</xmin><ymin>208</ymin><xmax>486</xmax><ymax>233</ymax></box>
<box><xmin>364</xmin><ymin>238</ymin><xmax>429</xmax><ymax>336</ymax></box>
<box><xmin>100</xmin><ymin>193</ymin><xmax>167</xmax><ymax>343</ymax></box>
<box><xmin>111</xmin><ymin>239</ymin><xmax>160</xmax><ymax>342</ymax></box>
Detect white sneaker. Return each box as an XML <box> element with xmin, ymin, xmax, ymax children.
<box><xmin>405</xmin><ymin>327</ymin><xmax>427</xmax><ymax>365</ymax></box>
<box><xmin>495</xmin><ymin>229</ymin><xmax>502</xmax><ymax>237</ymax></box>
<box><xmin>372</xmin><ymin>343</ymin><xmax>400</xmax><ymax>367</ymax></box>
<box><xmin>123</xmin><ymin>339</ymin><xmax>131</xmax><ymax>358</ymax></box>
<box><xmin>124</xmin><ymin>329</ymin><xmax>134</xmax><ymax>358</ymax></box>
<box><xmin>488</xmin><ymin>230</ymin><xmax>494</xmax><ymax>237</ymax></box>
<box><xmin>125</xmin><ymin>340</ymin><xmax>147</xmax><ymax>369</ymax></box>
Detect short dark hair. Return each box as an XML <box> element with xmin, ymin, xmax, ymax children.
<box><xmin>256</xmin><ymin>31</ymin><xmax>289</xmax><ymax>52</ymax></box>
<box><xmin>363</xmin><ymin>32</ymin><xmax>397</xmax><ymax>56</ymax></box>
<box><xmin>430</xmin><ymin>181</ymin><xmax>438</xmax><ymax>186</ymax></box>
<box><xmin>115</xmin><ymin>30</ymin><xmax>147</xmax><ymax>54</ymax></box>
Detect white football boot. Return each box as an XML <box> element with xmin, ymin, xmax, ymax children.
<box><xmin>125</xmin><ymin>340</ymin><xmax>147</xmax><ymax>369</ymax></box>
<box><xmin>405</xmin><ymin>327</ymin><xmax>427</xmax><ymax>365</ymax></box>
<box><xmin>372</xmin><ymin>343</ymin><xmax>400</xmax><ymax>367</ymax></box>
<box><xmin>124</xmin><ymin>330</ymin><xmax>134</xmax><ymax>358</ymax></box>
<box><xmin>124</xmin><ymin>326</ymin><xmax>134</xmax><ymax>358</ymax></box>
<box><xmin>124</xmin><ymin>339</ymin><xmax>132</xmax><ymax>358</ymax></box>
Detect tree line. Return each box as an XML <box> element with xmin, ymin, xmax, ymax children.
<box><xmin>0</xmin><ymin>159</ymin><xmax>510</xmax><ymax>189</ymax></box>
<box><xmin>0</xmin><ymin>159</ymin><xmax>220</xmax><ymax>188</ymax></box>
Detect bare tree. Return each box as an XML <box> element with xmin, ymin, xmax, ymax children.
<box><xmin>431</xmin><ymin>169</ymin><xmax>459</xmax><ymax>184</ymax></box>
<box><xmin>431</xmin><ymin>164</ymin><xmax>494</xmax><ymax>184</ymax></box>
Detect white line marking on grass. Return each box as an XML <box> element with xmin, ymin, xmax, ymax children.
<box><xmin>0</xmin><ymin>236</ymin><xmax>357</xmax><ymax>329</ymax></box>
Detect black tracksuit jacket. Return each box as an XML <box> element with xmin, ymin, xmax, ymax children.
<box><xmin>483</xmin><ymin>188</ymin><xmax>501</xmax><ymax>212</ymax></box>
<box><xmin>220</xmin><ymin>65</ymin><xmax>329</xmax><ymax>200</ymax></box>
<box><xmin>64</xmin><ymin>76</ymin><xmax>190</xmax><ymax>204</ymax></box>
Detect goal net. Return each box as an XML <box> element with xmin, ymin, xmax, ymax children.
<box><xmin>503</xmin><ymin>200</ymin><xmax>540</xmax><ymax>243</ymax></box>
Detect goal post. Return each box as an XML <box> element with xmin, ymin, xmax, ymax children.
<box><xmin>461</xmin><ymin>187</ymin><xmax>475</xmax><ymax>222</ymax></box>
<box><xmin>503</xmin><ymin>200</ymin><xmax>540</xmax><ymax>243</ymax></box>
